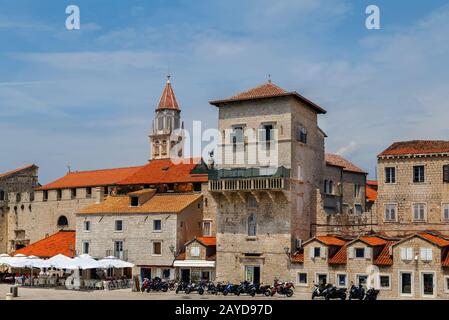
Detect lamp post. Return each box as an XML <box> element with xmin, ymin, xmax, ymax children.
<box><xmin>169</xmin><ymin>244</ymin><xmax>180</xmax><ymax>281</ymax></box>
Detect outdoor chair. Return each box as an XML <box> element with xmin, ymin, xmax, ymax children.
<box><xmin>95</xmin><ymin>281</ymin><xmax>104</xmax><ymax>290</ymax></box>
<box><xmin>38</xmin><ymin>277</ymin><xmax>46</xmax><ymax>287</ymax></box>
<box><xmin>48</xmin><ymin>278</ymin><xmax>57</xmax><ymax>287</ymax></box>
<box><xmin>33</xmin><ymin>278</ymin><xmax>39</xmax><ymax>286</ymax></box>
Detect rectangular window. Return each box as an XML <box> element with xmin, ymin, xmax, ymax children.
<box><xmin>297</xmin><ymin>126</ymin><xmax>307</xmax><ymax>144</ymax></box>
<box><xmin>379</xmin><ymin>275</ymin><xmax>391</xmax><ymax>289</ymax></box>
<box><xmin>114</xmin><ymin>240</ymin><xmax>124</xmax><ymax>259</ymax></box>
<box><xmin>82</xmin><ymin>241</ymin><xmax>89</xmax><ymax>254</ymax></box>
<box><xmin>247</xmin><ymin>213</ymin><xmax>257</xmax><ymax>236</ymax></box>
<box><xmin>202</xmin><ymin>221</ymin><xmax>212</xmax><ymax>236</ymax></box>
<box><xmin>153</xmin><ymin>242</ymin><xmax>162</xmax><ymax>255</ymax></box>
<box><xmin>444</xmin><ymin>165</ymin><xmax>449</xmax><ymax>183</ymax></box>
<box><xmin>420</xmin><ymin>248</ymin><xmax>433</xmax><ymax>261</ymax></box>
<box><xmin>355</xmin><ymin>204</ymin><xmax>363</xmax><ymax>214</ymax></box>
<box><xmin>263</xmin><ymin>124</ymin><xmax>274</xmax><ymax>141</ymax></box>
<box><xmin>317</xmin><ymin>274</ymin><xmax>327</xmax><ymax>286</ymax></box>
<box><xmin>400</xmin><ymin>272</ymin><xmax>412</xmax><ymax>295</ymax></box>
<box><xmin>83</xmin><ymin>221</ymin><xmax>90</xmax><ymax>232</ymax></box>
<box><xmin>43</xmin><ymin>190</ymin><xmax>48</xmax><ymax>202</ymax></box>
<box><xmin>413</xmin><ymin>165</ymin><xmax>425</xmax><ymax>183</ymax></box>
<box><xmin>384</xmin><ymin>204</ymin><xmax>397</xmax><ymax>221</ymax></box>
<box><xmin>57</xmin><ymin>190</ymin><xmax>62</xmax><ymax>201</ymax></box>
<box><xmin>115</xmin><ymin>220</ymin><xmax>123</xmax><ymax>231</ymax></box>
<box><xmin>86</xmin><ymin>187</ymin><xmax>92</xmax><ymax>198</ymax></box>
<box><xmin>324</xmin><ymin>180</ymin><xmax>334</xmax><ymax>195</ymax></box>
<box><xmin>314</xmin><ymin>247</ymin><xmax>321</xmax><ymax>258</ymax></box>
<box><xmin>190</xmin><ymin>246</ymin><xmax>200</xmax><ymax>257</ymax></box>
<box><xmin>357</xmin><ymin>275</ymin><xmax>368</xmax><ymax>287</ymax></box>
<box><xmin>337</xmin><ymin>274</ymin><xmax>347</xmax><ymax>288</ymax></box>
<box><xmin>400</xmin><ymin>247</ymin><xmax>413</xmax><ymax>261</ymax></box>
<box><xmin>422</xmin><ymin>273</ymin><xmax>435</xmax><ymax>296</ymax></box>
<box><xmin>445</xmin><ymin>277</ymin><xmax>449</xmax><ymax>293</ymax></box>
<box><xmin>354</xmin><ymin>184</ymin><xmax>361</xmax><ymax>197</ymax></box>
<box><xmin>298</xmin><ymin>273</ymin><xmax>307</xmax><ymax>285</ymax></box>
<box><xmin>231</xmin><ymin>126</ymin><xmax>244</xmax><ymax>153</ymax></box>
<box><xmin>355</xmin><ymin>248</ymin><xmax>365</xmax><ymax>258</ymax></box>
<box><xmin>385</xmin><ymin>167</ymin><xmax>396</xmax><ymax>184</ymax></box>
<box><xmin>443</xmin><ymin>204</ymin><xmax>449</xmax><ymax>221</ymax></box>
<box><xmin>153</xmin><ymin>219</ymin><xmax>162</xmax><ymax>232</ymax></box>
<box><xmin>130</xmin><ymin>196</ymin><xmax>139</xmax><ymax>207</ymax></box>
<box><xmin>71</xmin><ymin>188</ymin><xmax>77</xmax><ymax>199</ymax></box>
<box><xmin>413</xmin><ymin>203</ymin><xmax>426</xmax><ymax>221</ymax></box>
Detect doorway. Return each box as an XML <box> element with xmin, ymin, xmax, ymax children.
<box><xmin>141</xmin><ymin>268</ymin><xmax>151</xmax><ymax>280</ymax></box>
<box><xmin>181</xmin><ymin>269</ymin><xmax>190</xmax><ymax>283</ymax></box>
<box><xmin>245</xmin><ymin>266</ymin><xmax>260</xmax><ymax>283</ymax></box>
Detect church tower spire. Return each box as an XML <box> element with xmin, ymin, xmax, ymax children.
<box><xmin>149</xmin><ymin>75</ymin><xmax>183</xmax><ymax>160</ymax></box>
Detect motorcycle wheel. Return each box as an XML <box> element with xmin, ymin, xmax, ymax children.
<box><xmin>325</xmin><ymin>295</ymin><xmax>330</xmax><ymax>300</ymax></box>
<box><xmin>235</xmin><ymin>291</ymin><xmax>240</xmax><ymax>296</ymax></box>
<box><xmin>286</xmin><ymin>289</ymin><xmax>293</xmax><ymax>298</ymax></box>
<box><xmin>175</xmin><ymin>288</ymin><xmax>180</xmax><ymax>294</ymax></box>
<box><xmin>264</xmin><ymin>290</ymin><xmax>271</xmax><ymax>297</ymax></box>
<box><xmin>162</xmin><ymin>287</ymin><xmax>168</xmax><ymax>292</ymax></box>
<box><xmin>223</xmin><ymin>290</ymin><xmax>229</xmax><ymax>296</ymax></box>
<box><xmin>341</xmin><ymin>294</ymin><xmax>346</xmax><ymax>300</ymax></box>
<box><xmin>198</xmin><ymin>288</ymin><xmax>204</xmax><ymax>295</ymax></box>
<box><xmin>250</xmin><ymin>290</ymin><xmax>256</xmax><ymax>297</ymax></box>
<box><xmin>359</xmin><ymin>295</ymin><xmax>364</xmax><ymax>301</ymax></box>
<box><xmin>185</xmin><ymin>288</ymin><xmax>191</xmax><ymax>294</ymax></box>
<box><xmin>311</xmin><ymin>293</ymin><xmax>315</xmax><ymax>300</ymax></box>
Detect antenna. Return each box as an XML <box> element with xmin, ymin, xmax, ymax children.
<box><xmin>268</xmin><ymin>74</ymin><xmax>272</xmax><ymax>83</ymax></box>
<box><xmin>67</xmin><ymin>163</ymin><xmax>71</xmax><ymax>173</ymax></box>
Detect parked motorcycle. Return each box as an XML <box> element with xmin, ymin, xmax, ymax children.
<box><xmin>237</xmin><ymin>281</ymin><xmax>256</xmax><ymax>296</ymax></box>
<box><xmin>349</xmin><ymin>283</ymin><xmax>365</xmax><ymax>300</ymax></box>
<box><xmin>253</xmin><ymin>283</ymin><xmax>271</xmax><ymax>297</ymax></box>
<box><xmin>323</xmin><ymin>284</ymin><xmax>347</xmax><ymax>300</ymax></box>
<box><xmin>222</xmin><ymin>283</ymin><xmax>240</xmax><ymax>296</ymax></box>
<box><xmin>175</xmin><ymin>281</ymin><xmax>189</xmax><ymax>294</ymax></box>
<box><xmin>205</xmin><ymin>282</ymin><xmax>218</xmax><ymax>295</ymax></box>
<box><xmin>364</xmin><ymin>288</ymin><xmax>380</xmax><ymax>301</ymax></box>
<box><xmin>311</xmin><ymin>283</ymin><xmax>328</xmax><ymax>299</ymax></box>
<box><xmin>270</xmin><ymin>280</ymin><xmax>294</xmax><ymax>297</ymax></box>
<box><xmin>141</xmin><ymin>278</ymin><xmax>151</xmax><ymax>292</ymax></box>
<box><xmin>185</xmin><ymin>281</ymin><xmax>206</xmax><ymax>295</ymax></box>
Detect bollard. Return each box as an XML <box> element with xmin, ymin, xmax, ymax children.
<box><xmin>10</xmin><ymin>285</ymin><xmax>18</xmax><ymax>297</ymax></box>
<box><xmin>5</xmin><ymin>293</ymin><xmax>13</xmax><ymax>300</ymax></box>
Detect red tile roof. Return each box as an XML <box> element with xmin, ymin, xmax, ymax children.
<box><xmin>291</xmin><ymin>252</ymin><xmax>304</xmax><ymax>263</ymax></box>
<box><xmin>443</xmin><ymin>251</ymin><xmax>449</xmax><ymax>267</ymax></box>
<box><xmin>0</xmin><ymin>164</ymin><xmax>37</xmax><ymax>179</ymax></box>
<box><xmin>196</xmin><ymin>236</ymin><xmax>216</xmax><ymax>247</ymax></box>
<box><xmin>316</xmin><ymin>236</ymin><xmax>347</xmax><ymax>247</ymax></box>
<box><xmin>117</xmin><ymin>158</ymin><xmax>208</xmax><ymax>185</ymax></box>
<box><xmin>359</xmin><ymin>236</ymin><xmax>388</xmax><ymax>246</ymax></box>
<box><xmin>328</xmin><ymin>244</ymin><xmax>347</xmax><ymax>265</ymax></box>
<box><xmin>366</xmin><ymin>181</ymin><xmax>378</xmax><ymax>202</ymax></box>
<box><xmin>209</xmin><ymin>82</ymin><xmax>326</xmax><ymax>114</ymax></box>
<box><xmin>11</xmin><ymin>231</ymin><xmax>76</xmax><ymax>258</ymax></box>
<box><xmin>373</xmin><ymin>241</ymin><xmax>394</xmax><ymax>266</ymax></box>
<box><xmin>418</xmin><ymin>232</ymin><xmax>449</xmax><ymax>247</ymax></box>
<box><xmin>325</xmin><ymin>154</ymin><xmax>366</xmax><ymax>174</ymax></box>
<box><xmin>156</xmin><ymin>77</ymin><xmax>179</xmax><ymax>111</ymax></box>
<box><xmin>379</xmin><ymin>140</ymin><xmax>449</xmax><ymax>157</ymax></box>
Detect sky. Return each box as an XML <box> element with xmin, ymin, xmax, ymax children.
<box><xmin>1</xmin><ymin>0</ymin><xmax>449</xmax><ymax>183</ymax></box>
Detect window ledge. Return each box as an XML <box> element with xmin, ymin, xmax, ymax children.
<box><xmin>246</xmin><ymin>236</ymin><xmax>258</xmax><ymax>241</ymax></box>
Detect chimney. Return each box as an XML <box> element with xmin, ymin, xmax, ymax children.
<box><xmin>94</xmin><ymin>187</ymin><xmax>104</xmax><ymax>204</ymax></box>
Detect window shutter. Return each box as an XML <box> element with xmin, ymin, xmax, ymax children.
<box><xmin>348</xmin><ymin>247</ymin><xmax>354</xmax><ymax>259</ymax></box>
<box><xmin>444</xmin><ymin>165</ymin><xmax>449</xmax><ymax>183</ymax></box>
<box><xmin>309</xmin><ymin>247</ymin><xmax>315</xmax><ymax>259</ymax></box>
<box><xmin>400</xmin><ymin>248</ymin><xmax>406</xmax><ymax>260</ymax></box>
<box><xmin>420</xmin><ymin>248</ymin><xmax>426</xmax><ymax>261</ymax></box>
<box><xmin>365</xmin><ymin>247</ymin><xmax>372</xmax><ymax>259</ymax></box>
<box><xmin>321</xmin><ymin>247</ymin><xmax>327</xmax><ymax>258</ymax></box>
<box><xmin>406</xmin><ymin>248</ymin><xmax>413</xmax><ymax>260</ymax></box>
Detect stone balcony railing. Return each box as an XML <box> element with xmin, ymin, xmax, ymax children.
<box><xmin>208</xmin><ymin>166</ymin><xmax>290</xmax><ymax>192</ymax></box>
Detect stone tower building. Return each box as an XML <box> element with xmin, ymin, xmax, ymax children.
<box><xmin>149</xmin><ymin>76</ymin><xmax>183</xmax><ymax>160</ymax></box>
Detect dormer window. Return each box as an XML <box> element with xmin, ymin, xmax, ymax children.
<box><xmin>130</xmin><ymin>196</ymin><xmax>139</xmax><ymax>207</ymax></box>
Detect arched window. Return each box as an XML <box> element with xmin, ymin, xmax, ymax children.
<box><xmin>57</xmin><ymin>215</ymin><xmax>68</xmax><ymax>227</ymax></box>
<box><xmin>248</xmin><ymin>213</ymin><xmax>257</xmax><ymax>236</ymax></box>
<box><xmin>246</xmin><ymin>194</ymin><xmax>258</xmax><ymax>208</ymax></box>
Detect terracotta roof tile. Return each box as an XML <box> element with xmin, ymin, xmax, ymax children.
<box><xmin>209</xmin><ymin>82</ymin><xmax>326</xmax><ymax>114</ymax></box>
<box><xmin>325</xmin><ymin>154</ymin><xmax>366</xmax><ymax>174</ymax></box>
<box><xmin>117</xmin><ymin>158</ymin><xmax>208</xmax><ymax>185</ymax></box>
<box><xmin>316</xmin><ymin>236</ymin><xmax>347</xmax><ymax>247</ymax></box>
<box><xmin>196</xmin><ymin>236</ymin><xmax>216</xmax><ymax>247</ymax></box>
<box><xmin>366</xmin><ymin>181</ymin><xmax>378</xmax><ymax>202</ymax></box>
<box><xmin>328</xmin><ymin>244</ymin><xmax>347</xmax><ymax>265</ymax></box>
<box><xmin>374</xmin><ymin>241</ymin><xmax>394</xmax><ymax>266</ymax></box>
<box><xmin>11</xmin><ymin>231</ymin><xmax>75</xmax><ymax>258</ymax></box>
<box><xmin>359</xmin><ymin>236</ymin><xmax>388</xmax><ymax>246</ymax></box>
<box><xmin>156</xmin><ymin>78</ymin><xmax>179</xmax><ymax>111</ymax></box>
<box><xmin>379</xmin><ymin>140</ymin><xmax>449</xmax><ymax>157</ymax></box>
<box><xmin>0</xmin><ymin>164</ymin><xmax>37</xmax><ymax>179</ymax></box>
<box><xmin>291</xmin><ymin>252</ymin><xmax>304</xmax><ymax>263</ymax></box>
<box><xmin>418</xmin><ymin>232</ymin><xmax>449</xmax><ymax>247</ymax></box>
<box><xmin>443</xmin><ymin>251</ymin><xmax>449</xmax><ymax>267</ymax></box>
<box><xmin>78</xmin><ymin>193</ymin><xmax>202</xmax><ymax>215</ymax></box>
<box><xmin>38</xmin><ymin>165</ymin><xmax>143</xmax><ymax>190</ymax></box>
<box><xmin>175</xmin><ymin>252</ymin><xmax>186</xmax><ymax>260</ymax></box>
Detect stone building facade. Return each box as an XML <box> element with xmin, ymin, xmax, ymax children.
<box><xmin>376</xmin><ymin>140</ymin><xmax>449</xmax><ymax>237</ymax></box>
<box><xmin>208</xmin><ymin>81</ymin><xmax>327</xmax><ymax>283</ymax></box>
<box><xmin>0</xmin><ymin>165</ymin><xmax>39</xmax><ymax>252</ymax></box>
<box><xmin>76</xmin><ymin>189</ymin><xmax>203</xmax><ymax>280</ymax></box>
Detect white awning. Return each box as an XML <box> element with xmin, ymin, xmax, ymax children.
<box><xmin>173</xmin><ymin>260</ymin><xmax>215</xmax><ymax>268</ymax></box>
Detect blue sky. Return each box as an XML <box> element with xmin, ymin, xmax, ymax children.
<box><xmin>1</xmin><ymin>0</ymin><xmax>449</xmax><ymax>183</ymax></box>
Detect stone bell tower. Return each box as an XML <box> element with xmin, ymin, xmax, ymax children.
<box><xmin>149</xmin><ymin>75</ymin><xmax>183</xmax><ymax>160</ymax></box>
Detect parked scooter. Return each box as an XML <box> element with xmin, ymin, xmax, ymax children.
<box><xmin>222</xmin><ymin>283</ymin><xmax>240</xmax><ymax>296</ymax></box>
<box><xmin>349</xmin><ymin>283</ymin><xmax>365</xmax><ymax>300</ymax></box>
<box><xmin>364</xmin><ymin>288</ymin><xmax>380</xmax><ymax>301</ymax></box>
<box><xmin>175</xmin><ymin>281</ymin><xmax>189</xmax><ymax>294</ymax></box>
<box><xmin>237</xmin><ymin>281</ymin><xmax>256</xmax><ymax>296</ymax></box>
<box><xmin>185</xmin><ymin>281</ymin><xmax>206</xmax><ymax>295</ymax></box>
<box><xmin>312</xmin><ymin>283</ymin><xmax>329</xmax><ymax>299</ymax></box>
<box><xmin>253</xmin><ymin>283</ymin><xmax>271</xmax><ymax>297</ymax></box>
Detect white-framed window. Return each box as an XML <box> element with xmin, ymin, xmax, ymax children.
<box><xmin>444</xmin><ymin>276</ymin><xmax>449</xmax><ymax>293</ymax></box>
<box><xmin>202</xmin><ymin>221</ymin><xmax>212</xmax><ymax>236</ymax></box>
<box><xmin>442</xmin><ymin>203</ymin><xmax>449</xmax><ymax>221</ymax></box>
<box><xmin>399</xmin><ymin>271</ymin><xmax>413</xmax><ymax>296</ymax></box>
<box><xmin>336</xmin><ymin>273</ymin><xmax>347</xmax><ymax>288</ymax></box>
<box><xmin>324</xmin><ymin>180</ymin><xmax>334</xmax><ymax>195</ymax></box>
<box><xmin>413</xmin><ymin>203</ymin><xmax>427</xmax><ymax>221</ymax></box>
<box><xmin>356</xmin><ymin>274</ymin><xmax>368</xmax><ymax>287</ymax></box>
<box><xmin>297</xmin><ymin>165</ymin><xmax>303</xmax><ymax>180</ymax></box>
<box><xmin>297</xmin><ymin>272</ymin><xmax>308</xmax><ymax>286</ymax></box>
<box><xmin>83</xmin><ymin>220</ymin><xmax>90</xmax><ymax>232</ymax></box>
<box><xmin>420</xmin><ymin>271</ymin><xmax>436</xmax><ymax>297</ymax></box>
<box><xmin>316</xmin><ymin>273</ymin><xmax>328</xmax><ymax>286</ymax></box>
<box><xmin>152</xmin><ymin>241</ymin><xmax>162</xmax><ymax>256</ymax></box>
<box><xmin>379</xmin><ymin>274</ymin><xmax>391</xmax><ymax>290</ymax></box>
<box><xmin>354</xmin><ymin>184</ymin><xmax>361</xmax><ymax>198</ymax></box>
<box><xmin>413</xmin><ymin>165</ymin><xmax>425</xmax><ymax>183</ymax></box>
<box><xmin>309</xmin><ymin>246</ymin><xmax>325</xmax><ymax>258</ymax></box>
<box><xmin>420</xmin><ymin>248</ymin><xmax>433</xmax><ymax>261</ymax></box>
<box><xmin>115</xmin><ymin>220</ymin><xmax>123</xmax><ymax>232</ymax></box>
<box><xmin>82</xmin><ymin>241</ymin><xmax>90</xmax><ymax>254</ymax></box>
<box><xmin>190</xmin><ymin>246</ymin><xmax>200</xmax><ymax>257</ymax></box>
<box><xmin>384</xmin><ymin>204</ymin><xmax>397</xmax><ymax>221</ymax></box>
<box><xmin>400</xmin><ymin>247</ymin><xmax>414</xmax><ymax>261</ymax></box>
<box><xmin>385</xmin><ymin>167</ymin><xmax>396</xmax><ymax>184</ymax></box>
<box><xmin>247</xmin><ymin>213</ymin><xmax>257</xmax><ymax>236</ymax></box>
<box><xmin>153</xmin><ymin>219</ymin><xmax>162</xmax><ymax>232</ymax></box>
<box><xmin>354</xmin><ymin>204</ymin><xmax>363</xmax><ymax>214</ymax></box>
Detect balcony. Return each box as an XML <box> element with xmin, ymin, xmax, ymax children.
<box><xmin>208</xmin><ymin>167</ymin><xmax>290</xmax><ymax>192</ymax></box>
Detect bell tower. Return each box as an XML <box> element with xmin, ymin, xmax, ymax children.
<box><xmin>149</xmin><ymin>75</ymin><xmax>183</xmax><ymax>160</ymax></box>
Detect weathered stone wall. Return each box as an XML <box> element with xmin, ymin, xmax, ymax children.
<box><xmin>376</xmin><ymin>155</ymin><xmax>449</xmax><ymax>237</ymax></box>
